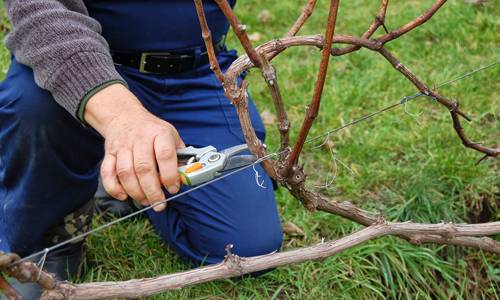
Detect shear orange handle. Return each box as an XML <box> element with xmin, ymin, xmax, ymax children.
<box><xmin>185</xmin><ymin>162</ymin><xmax>203</xmax><ymax>173</ymax></box>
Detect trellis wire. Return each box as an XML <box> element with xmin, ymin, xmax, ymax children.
<box><xmin>10</xmin><ymin>58</ymin><xmax>499</xmax><ymax>267</ymax></box>
<box><xmin>306</xmin><ymin>58</ymin><xmax>499</xmax><ymax>145</ymax></box>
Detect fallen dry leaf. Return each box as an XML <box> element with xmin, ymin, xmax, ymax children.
<box><xmin>260</xmin><ymin>109</ymin><xmax>276</xmax><ymax>125</ymax></box>
<box><xmin>322</xmin><ymin>139</ymin><xmax>336</xmax><ymax>151</ymax></box>
<box><xmin>249</xmin><ymin>32</ymin><xmax>262</xmax><ymax>42</ymax></box>
<box><xmin>282</xmin><ymin>221</ymin><xmax>305</xmax><ymax>237</ymax></box>
<box><xmin>258</xmin><ymin>9</ymin><xmax>271</xmax><ymax>23</ymax></box>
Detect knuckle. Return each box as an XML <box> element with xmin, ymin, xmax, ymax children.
<box><xmin>107</xmin><ymin>140</ymin><xmax>122</xmax><ymax>153</ymax></box>
<box><xmin>162</xmin><ymin>123</ymin><xmax>174</xmax><ymax>133</ymax></box>
<box><xmin>116</xmin><ymin>167</ymin><xmax>133</xmax><ymax>178</ymax></box>
<box><xmin>131</xmin><ymin>193</ymin><xmax>147</xmax><ymax>203</ymax></box>
<box><xmin>147</xmin><ymin>191</ymin><xmax>164</xmax><ymax>202</ymax></box>
<box><xmin>141</xmin><ymin>184</ymin><xmax>164</xmax><ymax>200</ymax></box>
<box><xmin>100</xmin><ymin>166</ymin><xmax>114</xmax><ymax>178</ymax></box>
<box><xmin>134</xmin><ymin>161</ymin><xmax>154</xmax><ymax>175</ymax></box>
<box><xmin>156</xmin><ymin>147</ymin><xmax>175</xmax><ymax>161</ymax></box>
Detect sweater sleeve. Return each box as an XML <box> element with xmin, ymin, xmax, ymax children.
<box><xmin>4</xmin><ymin>0</ymin><xmax>126</xmax><ymax>119</ymax></box>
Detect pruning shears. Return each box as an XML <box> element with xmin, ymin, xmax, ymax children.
<box><xmin>177</xmin><ymin>144</ymin><xmax>257</xmax><ymax>186</ymax></box>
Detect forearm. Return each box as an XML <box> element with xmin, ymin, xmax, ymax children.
<box><xmin>4</xmin><ymin>0</ymin><xmax>126</xmax><ymax>119</ymax></box>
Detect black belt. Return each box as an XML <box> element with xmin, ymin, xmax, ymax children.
<box><xmin>111</xmin><ymin>39</ymin><xmax>225</xmax><ymax>75</ymax></box>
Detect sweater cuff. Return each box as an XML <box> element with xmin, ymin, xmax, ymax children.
<box><xmin>77</xmin><ymin>79</ymin><xmax>127</xmax><ymax>123</ymax></box>
<box><xmin>48</xmin><ymin>51</ymin><xmax>125</xmax><ymax>119</ymax></box>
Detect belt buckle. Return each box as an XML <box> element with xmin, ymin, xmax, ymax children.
<box><xmin>139</xmin><ymin>52</ymin><xmax>172</xmax><ymax>74</ymax></box>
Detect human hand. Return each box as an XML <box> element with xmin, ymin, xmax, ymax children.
<box><xmin>84</xmin><ymin>84</ymin><xmax>185</xmax><ymax>212</ymax></box>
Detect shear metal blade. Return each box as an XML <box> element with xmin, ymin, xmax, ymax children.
<box><xmin>223</xmin><ymin>154</ymin><xmax>258</xmax><ymax>171</ymax></box>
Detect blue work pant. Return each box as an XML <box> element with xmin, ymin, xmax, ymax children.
<box><xmin>0</xmin><ymin>50</ymin><xmax>283</xmax><ymax>265</ymax></box>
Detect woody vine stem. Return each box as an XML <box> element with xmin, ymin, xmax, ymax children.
<box><xmin>1</xmin><ymin>0</ymin><xmax>499</xmax><ymax>299</ymax></box>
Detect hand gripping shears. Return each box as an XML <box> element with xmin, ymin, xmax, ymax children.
<box><xmin>177</xmin><ymin>144</ymin><xmax>258</xmax><ymax>186</ymax></box>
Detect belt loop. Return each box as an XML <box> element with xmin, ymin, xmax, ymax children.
<box><xmin>193</xmin><ymin>47</ymin><xmax>202</xmax><ymax>68</ymax></box>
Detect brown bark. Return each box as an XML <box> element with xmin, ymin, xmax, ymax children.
<box><xmin>259</xmin><ymin>54</ymin><xmax>291</xmax><ymax>160</ymax></box>
<box><xmin>232</xmin><ymin>80</ymin><xmax>278</xmax><ymax>178</ymax></box>
<box><xmin>377</xmin><ymin>47</ymin><xmax>499</xmax><ymax>157</ymax></box>
<box><xmin>287</xmin><ymin>0</ymin><xmax>317</xmax><ymax>37</ymax></box>
<box><xmin>286</xmin><ymin>0</ymin><xmax>341</xmax><ymax>174</ymax></box>
<box><xmin>194</xmin><ymin>0</ymin><xmax>225</xmax><ymax>83</ymax></box>
<box><xmin>332</xmin><ymin>0</ymin><xmax>389</xmax><ymax>55</ymax></box>
<box><xmin>39</xmin><ymin>221</ymin><xmax>500</xmax><ymax>299</ymax></box>
<box><xmin>377</xmin><ymin>0</ymin><xmax>447</xmax><ymax>44</ymax></box>
<box><xmin>213</xmin><ymin>0</ymin><xmax>263</xmax><ymax>68</ymax></box>
<box><xmin>1</xmin><ymin>1</ymin><xmax>498</xmax><ymax>299</ymax></box>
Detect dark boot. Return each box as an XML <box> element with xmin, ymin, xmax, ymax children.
<box><xmin>3</xmin><ymin>201</ymin><xmax>93</xmax><ymax>300</ymax></box>
<box><xmin>94</xmin><ymin>177</ymin><xmax>141</xmax><ymax>220</ymax></box>
<box><xmin>94</xmin><ymin>197</ymin><xmax>141</xmax><ymax>220</ymax></box>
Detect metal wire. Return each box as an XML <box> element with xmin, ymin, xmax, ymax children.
<box><xmin>307</xmin><ymin>58</ymin><xmax>499</xmax><ymax>145</ymax></box>
<box><xmin>435</xmin><ymin>59</ymin><xmax>500</xmax><ymax>89</ymax></box>
<box><xmin>11</xmin><ymin>153</ymin><xmax>279</xmax><ymax>266</ymax></box>
<box><xmin>9</xmin><ymin>58</ymin><xmax>500</xmax><ymax>267</ymax></box>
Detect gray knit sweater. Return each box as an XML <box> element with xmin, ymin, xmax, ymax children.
<box><xmin>4</xmin><ymin>0</ymin><xmax>124</xmax><ymax>119</ymax></box>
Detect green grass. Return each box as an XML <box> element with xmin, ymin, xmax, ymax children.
<box><xmin>1</xmin><ymin>1</ymin><xmax>499</xmax><ymax>299</ymax></box>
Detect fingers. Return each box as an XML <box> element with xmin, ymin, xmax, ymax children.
<box><xmin>174</xmin><ymin>132</ymin><xmax>186</xmax><ymax>149</ymax></box>
<box><xmin>100</xmin><ymin>111</ymin><xmax>184</xmax><ymax>213</ymax></box>
<box><xmin>116</xmin><ymin>149</ymin><xmax>147</xmax><ymax>204</ymax></box>
<box><xmin>101</xmin><ymin>153</ymin><xmax>127</xmax><ymax>200</ymax></box>
<box><xmin>132</xmin><ymin>141</ymin><xmax>166</xmax><ymax>212</ymax></box>
<box><xmin>154</xmin><ymin>134</ymin><xmax>181</xmax><ymax>194</ymax></box>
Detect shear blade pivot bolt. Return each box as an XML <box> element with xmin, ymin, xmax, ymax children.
<box><xmin>208</xmin><ymin>154</ymin><xmax>221</xmax><ymax>162</ymax></box>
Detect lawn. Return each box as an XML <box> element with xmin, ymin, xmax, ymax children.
<box><xmin>1</xmin><ymin>1</ymin><xmax>499</xmax><ymax>299</ymax></box>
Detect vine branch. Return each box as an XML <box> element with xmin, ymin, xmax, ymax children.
<box><xmin>285</xmin><ymin>0</ymin><xmax>341</xmax><ymax>175</ymax></box>
<box><xmin>9</xmin><ymin>221</ymin><xmax>500</xmax><ymax>299</ymax></box>
<box><xmin>1</xmin><ymin>0</ymin><xmax>498</xmax><ymax>298</ymax></box>
<box><xmin>287</xmin><ymin>0</ymin><xmax>317</xmax><ymax>37</ymax></box>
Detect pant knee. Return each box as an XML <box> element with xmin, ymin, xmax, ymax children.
<box><xmin>192</xmin><ymin>218</ymin><xmax>283</xmax><ymax>265</ymax></box>
<box><xmin>189</xmin><ymin>231</ymin><xmax>283</xmax><ymax>267</ymax></box>
<box><xmin>229</xmin><ymin>226</ymin><xmax>283</xmax><ymax>258</ymax></box>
